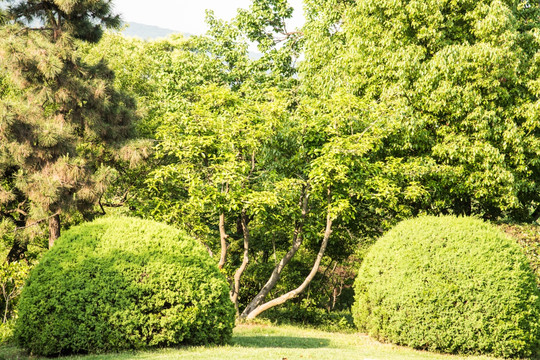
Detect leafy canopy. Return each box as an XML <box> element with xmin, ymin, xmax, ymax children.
<box><xmin>302</xmin><ymin>0</ymin><xmax>540</xmax><ymax>221</ymax></box>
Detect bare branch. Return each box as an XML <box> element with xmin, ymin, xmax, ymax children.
<box><xmin>14</xmin><ymin>211</ymin><xmax>60</xmax><ymax>232</ymax></box>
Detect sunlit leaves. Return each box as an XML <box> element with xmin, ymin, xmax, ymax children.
<box><xmin>304</xmin><ymin>0</ymin><xmax>540</xmax><ymax>221</ymax></box>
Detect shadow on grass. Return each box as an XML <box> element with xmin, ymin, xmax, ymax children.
<box><xmin>0</xmin><ymin>336</ymin><xmax>331</xmax><ymax>359</ymax></box>
<box><xmin>233</xmin><ymin>336</ymin><xmax>330</xmax><ymax>349</ymax></box>
<box><xmin>0</xmin><ymin>345</ymin><xmax>28</xmax><ymax>360</ymax></box>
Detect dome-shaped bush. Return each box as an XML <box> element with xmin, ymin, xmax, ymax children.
<box><xmin>15</xmin><ymin>216</ymin><xmax>235</xmax><ymax>356</ymax></box>
<box><xmin>352</xmin><ymin>216</ymin><xmax>540</xmax><ymax>358</ymax></box>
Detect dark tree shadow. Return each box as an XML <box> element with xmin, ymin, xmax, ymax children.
<box><xmin>233</xmin><ymin>336</ymin><xmax>330</xmax><ymax>349</ymax></box>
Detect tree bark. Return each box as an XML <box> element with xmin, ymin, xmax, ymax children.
<box><xmin>2</xmin><ymin>282</ymin><xmax>10</xmax><ymax>323</ymax></box>
<box><xmin>244</xmin><ymin>192</ymin><xmax>333</xmax><ymax>320</ymax></box>
<box><xmin>230</xmin><ymin>210</ymin><xmax>250</xmax><ymax>316</ymax></box>
<box><xmin>2</xmin><ymin>210</ymin><xmax>27</xmax><ymax>263</ymax></box>
<box><xmin>240</xmin><ymin>189</ymin><xmax>309</xmax><ymax>318</ymax></box>
<box><xmin>217</xmin><ymin>212</ymin><xmax>228</xmax><ymax>269</ymax></box>
<box><xmin>48</xmin><ymin>213</ymin><xmax>61</xmax><ymax>249</ymax></box>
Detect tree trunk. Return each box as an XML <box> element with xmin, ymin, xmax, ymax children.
<box><xmin>230</xmin><ymin>210</ymin><xmax>250</xmax><ymax>316</ymax></box>
<box><xmin>48</xmin><ymin>213</ymin><xmax>61</xmax><ymax>249</ymax></box>
<box><xmin>243</xmin><ymin>196</ymin><xmax>333</xmax><ymax>320</ymax></box>
<box><xmin>240</xmin><ymin>190</ymin><xmax>309</xmax><ymax>318</ymax></box>
<box><xmin>2</xmin><ymin>283</ymin><xmax>9</xmax><ymax>323</ymax></box>
<box><xmin>3</xmin><ymin>211</ymin><xmax>27</xmax><ymax>263</ymax></box>
<box><xmin>218</xmin><ymin>212</ymin><xmax>228</xmax><ymax>269</ymax></box>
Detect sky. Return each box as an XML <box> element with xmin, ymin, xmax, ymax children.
<box><xmin>111</xmin><ymin>0</ymin><xmax>306</xmax><ymax>35</ymax></box>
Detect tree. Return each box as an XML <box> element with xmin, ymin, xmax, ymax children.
<box><xmin>7</xmin><ymin>0</ymin><xmax>120</xmax><ymax>42</ymax></box>
<box><xmin>86</xmin><ymin>0</ymin><xmax>540</xmax><ymax>321</ymax></box>
<box><xmin>302</xmin><ymin>0</ymin><xmax>540</xmax><ymax>221</ymax></box>
<box><xmin>235</xmin><ymin>0</ymin><xmax>540</xmax><ymax>318</ymax></box>
<box><xmin>79</xmin><ymin>0</ymin><xmax>540</xmax><ymax>322</ymax></box>
<box><xmin>85</xmin><ymin>1</ymin><xmax>392</xmax><ymax>320</ymax></box>
<box><xmin>0</xmin><ymin>0</ymin><xmax>134</xmax><ymax>257</ymax></box>
<box><xmin>79</xmin><ymin>33</ymin><xmax>267</xmax><ymax>316</ymax></box>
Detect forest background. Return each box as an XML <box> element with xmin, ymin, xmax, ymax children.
<box><xmin>2</xmin><ymin>0</ymin><xmax>540</xmax><ymax>325</ymax></box>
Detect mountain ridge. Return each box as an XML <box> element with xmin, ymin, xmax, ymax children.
<box><xmin>120</xmin><ymin>21</ymin><xmax>262</xmax><ymax>59</ymax></box>
<box><xmin>121</xmin><ymin>22</ymin><xmax>190</xmax><ymax>39</ymax></box>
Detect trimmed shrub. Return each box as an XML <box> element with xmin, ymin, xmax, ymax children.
<box><xmin>352</xmin><ymin>216</ymin><xmax>540</xmax><ymax>358</ymax></box>
<box><xmin>14</xmin><ymin>216</ymin><xmax>235</xmax><ymax>356</ymax></box>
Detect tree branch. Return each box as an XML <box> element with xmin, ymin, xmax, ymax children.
<box><xmin>230</xmin><ymin>209</ymin><xmax>250</xmax><ymax>316</ymax></box>
<box><xmin>244</xmin><ymin>186</ymin><xmax>333</xmax><ymax>319</ymax></box>
<box><xmin>240</xmin><ymin>185</ymin><xmax>310</xmax><ymax>318</ymax></box>
<box><xmin>14</xmin><ymin>211</ymin><xmax>60</xmax><ymax>232</ymax></box>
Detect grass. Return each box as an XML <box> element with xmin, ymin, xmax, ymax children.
<box><xmin>0</xmin><ymin>324</ymin><xmax>501</xmax><ymax>360</ymax></box>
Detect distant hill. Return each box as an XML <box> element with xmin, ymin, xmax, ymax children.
<box><xmin>121</xmin><ymin>22</ymin><xmax>190</xmax><ymax>39</ymax></box>
<box><xmin>120</xmin><ymin>22</ymin><xmax>262</xmax><ymax>59</ymax></box>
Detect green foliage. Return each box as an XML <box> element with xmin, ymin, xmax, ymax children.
<box><xmin>353</xmin><ymin>216</ymin><xmax>540</xmax><ymax>358</ymax></box>
<box><xmin>0</xmin><ymin>319</ymin><xmax>15</xmax><ymax>345</ymax></box>
<box><xmin>263</xmin><ymin>305</ymin><xmax>356</xmax><ymax>333</ymax></box>
<box><xmin>303</xmin><ymin>0</ymin><xmax>540</xmax><ymax>221</ymax></box>
<box><xmin>79</xmin><ymin>0</ymin><xmax>540</xmax><ymax>323</ymax></box>
<box><xmin>14</xmin><ymin>217</ymin><xmax>235</xmax><ymax>356</ymax></box>
<box><xmin>81</xmin><ymin>1</ymin><xmax>397</xmax><ymax>320</ymax></box>
<box><xmin>79</xmin><ymin>33</ymin><xmax>224</xmax><ymax>137</ymax></box>
<box><xmin>0</xmin><ymin>27</ymin><xmax>134</xmax><ymax>217</ymax></box>
<box><xmin>6</xmin><ymin>0</ymin><xmax>120</xmax><ymax>43</ymax></box>
<box><xmin>0</xmin><ymin>261</ymin><xmax>29</xmax><ymax>323</ymax></box>
<box><xmin>0</xmin><ymin>0</ymin><xmax>136</xmax><ymax>257</ymax></box>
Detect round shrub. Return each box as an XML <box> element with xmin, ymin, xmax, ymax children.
<box><xmin>352</xmin><ymin>216</ymin><xmax>540</xmax><ymax>358</ymax></box>
<box><xmin>15</xmin><ymin>216</ymin><xmax>235</xmax><ymax>356</ymax></box>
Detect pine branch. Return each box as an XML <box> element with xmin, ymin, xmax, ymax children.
<box><xmin>14</xmin><ymin>211</ymin><xmax>60</xmax><ymax>232</ymax></box>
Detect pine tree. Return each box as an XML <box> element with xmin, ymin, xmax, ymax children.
<box><xmin>7</xmin><ymin>0</ymin><xmax>120</xmax><ymax>42</ymax></box>
<box><xmin>0</xmin><ymin>0</ymin><xmax>134</xmax><ymax>256</ymax></box>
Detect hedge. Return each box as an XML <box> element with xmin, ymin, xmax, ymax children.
<box><xmin>15</xmin><ymin>216</ymin><xmax>235</xmax><ymax>356</ymax></box>
<box><xmin>352</xmin><ymin>215</ymin><xmax>540</xmax><ymax>358</ymax></box>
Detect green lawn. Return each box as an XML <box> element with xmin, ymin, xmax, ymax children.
<box><xmin>0</xmin><ymin>324</ymin><xmax>501</xmax><ymax>360</ymax></box>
